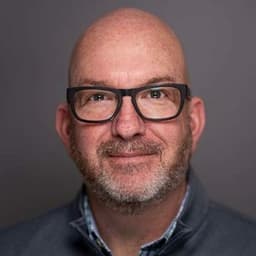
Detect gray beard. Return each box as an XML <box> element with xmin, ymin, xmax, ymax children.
<box><xmin>70</xmin><ymin>124</ymin><xmax>192</xmax><ymax>215</ymax></box>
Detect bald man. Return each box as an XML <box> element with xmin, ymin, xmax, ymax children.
<box><xmin>1</xmin><ymin>8</ymin><xmax>256</xmax><ymax>256</ymax></box>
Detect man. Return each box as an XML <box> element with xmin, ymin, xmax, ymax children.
<box><xmin>1</xmin><ymin>7</ymin><xmax>255</xmax><ymax>256</ymax></box>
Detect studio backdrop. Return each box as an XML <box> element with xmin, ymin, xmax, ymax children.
<box><xmin>0</xmin><ymin>0</ymin><xmax>255</xmax><ymax>228</ymax></box>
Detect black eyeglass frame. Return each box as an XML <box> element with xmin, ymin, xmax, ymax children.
<box><xmin>66</xmin><ymin>83</ymin><xmax>191</xmax><ymax>123</ymax></box>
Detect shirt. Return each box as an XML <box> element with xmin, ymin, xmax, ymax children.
<box><xmin>83</xmin><ymin>186</ymin><xmax>189</xmax><ymax>256</ymax></box>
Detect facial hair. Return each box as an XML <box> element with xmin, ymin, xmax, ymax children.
<box><xmin>70</xmin><ymin>122</ymin><xmax>192</xmax><ymax>215</ymax></box>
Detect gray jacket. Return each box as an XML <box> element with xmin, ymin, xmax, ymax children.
<box><xmin>1</xmin><ymin>172</ymin><xmax>256</xmax><ymax>255</ymax></box>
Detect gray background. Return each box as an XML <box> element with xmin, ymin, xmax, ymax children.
<box><xmin>0</xmin><ymin>0</ymin><xmax>255</xmax><ymax>228</ymax></box>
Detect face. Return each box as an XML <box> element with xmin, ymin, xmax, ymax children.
<box><xmin>66</xmin><ymin>32</ymin><xmax>194</xmax><ymax>213</ymax></box>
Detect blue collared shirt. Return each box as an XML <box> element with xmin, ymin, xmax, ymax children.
<box><xmin>83</xmin><ymin>186</ymin><xmax>190</xmax><ymax>256</ymax></box>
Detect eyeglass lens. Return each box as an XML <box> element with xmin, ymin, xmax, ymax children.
<box><xmin>136</xmin><ymin>87</ymin><xmax>181</xmax><ymax>119</ymax></box>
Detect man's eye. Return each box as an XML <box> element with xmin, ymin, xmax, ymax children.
<box><xmin>149</xmin><ymin>90</ymin><xmax>165</xmax><ymax>99</ymax></box>
<box><xmin>89</xmin><ymin>94</ymin><xmax>106</xmax><ymax>101</ymax></box>
<box><xmin>77</xmin><ymin>93</ymin><xmax>107</xmax><ymax>107</ymax></box>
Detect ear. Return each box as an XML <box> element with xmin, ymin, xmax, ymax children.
<box><xmin>55</xmin><ymin>103</ymin><xmax>72</xmax><ymax>151</ymax></box>
<box><xmin>188</xmin><ymin>97</ymin><xmax>206</xmax><ymax>152</ymax></box>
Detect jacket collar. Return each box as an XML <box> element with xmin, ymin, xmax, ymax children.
<box><xmin>69</xmin><ymin>169</ymin><xmax>209</xmax><ymax>255</ymax></box>
<box><xmin>158</xmin><ymin>169</ymin><xmax>209</xmax><ymax>254</ymax></box>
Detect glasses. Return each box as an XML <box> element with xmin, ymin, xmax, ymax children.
<box><xmin>66</xmin><ymin>83</ymin><xmax>191</xmax><ymax>123</ymax></box>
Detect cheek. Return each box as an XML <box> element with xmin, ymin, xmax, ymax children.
<box><xmin>73</xmin><ymin>123</ymin><xmax>112</xmax><ymax>156</ymax></box>
<box><xmin>146</xmin><ymin>120</ymin><xmax>186</xmax><ymax>147</ymax></box>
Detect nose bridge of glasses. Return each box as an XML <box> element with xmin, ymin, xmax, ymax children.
<box><xmin>117</xmin><ymin>88</ymin><xmax>139</xmax><ymax>113</ymax></box>
<box><xmin>119</xmin><ymin>88</ymin><xmax>135</xmax><ymax>97</ymax></box>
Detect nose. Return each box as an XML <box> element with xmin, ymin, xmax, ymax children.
<box><xmin>111</xmin><ymin>97</ymin><xmax>146</xmax><ymax>140</ymax></box>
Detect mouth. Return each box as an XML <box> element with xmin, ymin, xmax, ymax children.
<box><xmin>109</xmin><ymin>152</ymin><xmax>154</xmax><ymax>157</ymax></box>
<box><xmin>106</xmin><ymin>152</ymin><xmax>157</xmax><ymax>165</ymax></box>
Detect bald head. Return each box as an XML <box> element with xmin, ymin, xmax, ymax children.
<box><xmin>69</xmin><ymin>8</ymin><xmax>189</xmax><ymax>87</ymax></box>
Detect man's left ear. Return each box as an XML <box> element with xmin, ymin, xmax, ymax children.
<box><xmin>188</xmin><ymin>97</ymin><xmax>206</xmax><ymax>152</ymax></box>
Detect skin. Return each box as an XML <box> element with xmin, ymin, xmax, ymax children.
<box><xmin>56</xmin><ymin>8</ymin><xmax>205</xmax><ymax>256</ymax></box>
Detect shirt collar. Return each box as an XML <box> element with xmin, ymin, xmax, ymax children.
<box><xmin>83</xmin><ymin>185</ymin><xmax>190</xmax><ymax>255</ymax></box>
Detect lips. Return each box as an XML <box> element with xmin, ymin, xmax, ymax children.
<box><xmin>108</xmin><ymin>152</ymin><xmax>155</xmax><ymax>158</ymax></box>
<box><xmin>106</xmin><ymin>151</ymin><xmax>157</xmax><ymax>166</ymax></box>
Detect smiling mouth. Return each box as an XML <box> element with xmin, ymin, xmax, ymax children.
<box><xmin>107</xmin><ymin>152</ymin><xmax>156</xmax><ymax>159</ymax></box>
<box><xmin>109</xmin><ymin>152</ymin><xmax>155</xmax><ymax>157</ymax></box>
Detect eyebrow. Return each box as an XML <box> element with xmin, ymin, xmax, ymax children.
<box><xmin>75</xmin><ymin>75</ymin><xmax>177</xmax><ymax>87</ymax></box>
<box><xmin>145</xmin><ymin>76</ymin><xmax>176</xmax><ymax>84</ymax></box>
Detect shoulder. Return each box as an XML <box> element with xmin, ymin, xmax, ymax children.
<box><xmin>178</xmin><ymin>172</ymin><xmax>256</xmax><ymax>255</ymax></box>
<box><xmin>1</xmin><ymin>203</ymin><xmax>71</xmax><ymax>232</ymax></box>
<box><xmin>207</xmin><ymin>200</ymin><xmax>256</xmax><ymax>234</ymax></box>
<box><xmin>199</xmin><ymin>200</ymin><xmax>256</xmax><ymax>254</ymax></box>
<box><xmin>0</xmin><ymin>203</ymin><xmax>75</xmax><ymax>255</ymax></box>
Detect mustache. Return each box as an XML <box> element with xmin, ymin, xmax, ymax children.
<box><xmin>97</xmin><ymin>138</ymin><xmax>163</xmax><ymax>156</ymax></box>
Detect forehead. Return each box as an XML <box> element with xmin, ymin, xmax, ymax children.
<box><xmin>70</xmin><ymin>16</ymin><xmax>187</xmax><ymax>88</ymax></box>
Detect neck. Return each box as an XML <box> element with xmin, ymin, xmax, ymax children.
<box><xmin>87</xmin><ymin>181</ymin><xmax>187</xmax><ymax>256</ymax></box>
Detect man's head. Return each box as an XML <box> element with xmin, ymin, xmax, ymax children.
<box><xmin>56</xmin><ymin>8</ymin><xmax>205</xmax><ymax>213</ymax></box>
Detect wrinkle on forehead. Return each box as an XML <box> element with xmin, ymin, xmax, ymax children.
<box><xmin>69</xmin><ymin>8</ymin><xmax>189</xmax><ymax>86</ymax></box>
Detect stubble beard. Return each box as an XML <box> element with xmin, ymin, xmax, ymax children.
<box><xmin>70</xmin><ymin>123</ymin><xmax>192</xmax><ymax>215</ymax></box>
